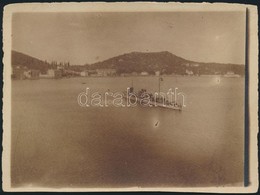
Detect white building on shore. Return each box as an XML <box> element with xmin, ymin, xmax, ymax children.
<box><xmin>40</xmin><ymin>69</ymin><xmax>62</xmax><ymax>79</ymax></box>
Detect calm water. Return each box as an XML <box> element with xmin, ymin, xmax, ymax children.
<box><xmin>11</xmin><ymin>76</ymin><xmax>245</xmax><ymax>188</ymax></box>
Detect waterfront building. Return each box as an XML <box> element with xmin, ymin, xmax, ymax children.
<box><xmin>96</xmin><ymin>69</ymin><xmax>116</xmax><ymax>77</ymax></box>
<box><xmin>140</xmin><ymin>71</ymin><xmax>149</xmax><ymax>76</ymax></box>
<box><xmin>185</xmin><ymin>70</ymin><xmax>194</xmax><ymax>76</ymax></box>
<box><xmin>155</xmin><ymin>71</ymin><xmax>160</xmax><ymax>76</ymax></box>
<box><xmin>80</xmin><ymin>70</ymin><xmax>89</xmax><ymax>77</ymax></box>
<box><xmin>12</xmin><ymin>67</ymin><xmax>26</xmax><ymax>80</ymax></box>
<box><xmin>24</xmin><ymin>70</ymin><xmax>40</xmax><ymax>79</ymax></box>
<box><xmin>40</xmin><ymin>69</ymin><xmax>62</xmax><ymax>79</ymax></box>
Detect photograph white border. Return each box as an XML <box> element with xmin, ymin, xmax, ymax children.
<box><xmin>2</xmin><ymin>2</ymin><xmax>258</xmax><ymax>193</ymax></box>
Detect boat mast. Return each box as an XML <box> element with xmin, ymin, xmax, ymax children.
<box><xmin>158</xmin><ymin>71</ymin><xmax>162</xmax><ymax>95</ymax></box>
<box><xmin>158</xmin><ymin>76</ymin><xmax>161</xmax><ymax>95</ymax></box>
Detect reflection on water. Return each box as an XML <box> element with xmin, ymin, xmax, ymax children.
<box><xmin>11</xmin><ymin>76</ymin><xmax>244</xmax><ymax>188</ymax></box>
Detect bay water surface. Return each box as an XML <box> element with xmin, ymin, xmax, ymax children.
<box><xmin>11</xmin><ymin>76</ymin><xmax>244</xmax><ymax>188</ymax></box>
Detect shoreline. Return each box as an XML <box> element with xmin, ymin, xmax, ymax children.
<box><xmin>11</xmin><ymin>74</ymin><xmax>244</xmax><ymax>81</ymax></box>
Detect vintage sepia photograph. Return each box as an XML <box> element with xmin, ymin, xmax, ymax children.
<box><xmin>2</xmin><ymin>2</ymin><xmax>258</xmax><ymax>193</ymax></box>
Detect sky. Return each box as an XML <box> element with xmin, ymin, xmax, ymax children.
<box><xmin>12</xmin><ymin>11</ymin><xmax>246</xmax><ymax>65</ymax></box>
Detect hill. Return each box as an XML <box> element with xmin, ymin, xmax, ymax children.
<box><xmin>89</xmin><ymin>51</ymin><xmax>245</xmax><ymax>76</ymax></box>
<box><xmin>11</xmin><ymin>50</ymin><xmax>50</xmax><ymax>73</ymax></box>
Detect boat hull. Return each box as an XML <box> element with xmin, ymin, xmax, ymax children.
<box><xmin>123</xmin><ymin>94</ymin><xmax>182</xmax><ymax>111</ymax></box>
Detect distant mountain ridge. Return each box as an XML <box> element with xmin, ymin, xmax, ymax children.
<box><xmin>11</xmin><ymin>50</ymin><xmax>245</xmax><ymax>76</ymax></box>
<box><xmin>89</xmin><ymin>51</ymin><xmax>245</xmax><ymax>75</ymax></box>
